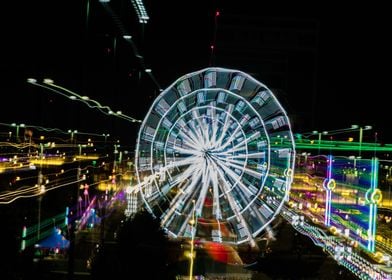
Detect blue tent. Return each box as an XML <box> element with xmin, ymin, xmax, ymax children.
<box><xmin>37</xmin><ymin>227</ymin><xmax>70</xmax><ymax>249</ymax></box>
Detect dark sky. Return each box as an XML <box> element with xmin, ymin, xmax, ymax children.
<box><xmin>0</xmin><ymin>1</ymin><xmax>390</xmax><ymax>146</ymax></box>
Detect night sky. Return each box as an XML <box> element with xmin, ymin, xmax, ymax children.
<box><xmin>0</xmin><ymin>1</ymin><xmax>391</xmax><ymax>146</ymax></box>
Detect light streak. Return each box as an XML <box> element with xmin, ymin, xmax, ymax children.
<box><xmin>27</xmin><ymin>80</ymin><xmax>142</xmax><ymax>123</ymax></box>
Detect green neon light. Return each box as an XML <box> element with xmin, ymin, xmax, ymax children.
<box><xmin>270</xmin><ymin>137</ymin><xmax>392</xmax><ymax>152</ymax></box>
<box><xmin>292</xmin><ymin>143</ymin><xmax>392</xmax><ymax>152</ymax></box>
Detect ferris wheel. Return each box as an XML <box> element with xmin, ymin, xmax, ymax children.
<box><xmin>135</xmin><ymin>67</ymin><xmax>295</xmax><ymax>245</ymax></box>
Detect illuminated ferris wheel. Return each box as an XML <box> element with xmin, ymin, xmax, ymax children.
<box><xmin>135</xmin><ymin>67</ymin><xmax>295</xmax><ymax>245</ymax></box>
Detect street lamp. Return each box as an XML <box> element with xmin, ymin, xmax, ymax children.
<box><xmin>11</xmin><ymin>123</ymin><xmax>25</xmax><ymax>143</ymax></box>
<box><xmin>102</xmin><ymin>133</ymin><xmax>110</xmax><ymax>154</ymax></box>
<box><xmin>102</xmin><ymin>133</ymin><xmax>110</xmax><ymax>145</ymax></box>
<box><xmin>356</xmin><ymin>125</ymin><xmax>372</xmax><ymax>158</ymax></box>
<box><xmin>68</xmin><ymin>129</ymin><xmax>78</xmax><ymax>144</ymax></box>
<box><xmin>311</xmin><ymin>130</ymin><xmax>328</xmax><ymax>155</ymax></box>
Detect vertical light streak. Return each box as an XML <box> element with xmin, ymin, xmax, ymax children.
<box><xmin>189</xmin><ymin>200</ymin><xmax>196</xmax><ymax>280</ymax></box>
<box><xmin>367</xmin><ymin>157</ymin><xmax>378</xmax><ymax>252</ymax></box>
<box><xmin>324</xmin><ymin>155</ymin><xmax>333</xmax><ymax>226</ymax></box>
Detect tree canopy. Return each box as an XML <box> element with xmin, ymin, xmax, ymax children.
<box><xmin>91</xmin><ymin>210</ymin><xmax>169</xmax><ymax>279</ymax></box>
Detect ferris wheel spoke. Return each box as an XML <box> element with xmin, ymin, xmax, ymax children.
<box><xmin>215</xmin><ymin>146</ymin><xmax>247</xmax><ymax>158</ymax></box>
<box><xmin>179</xmin><ymin>118</ymin><xmax>200</xmax><ymax>144</ymax></box>
<box><xmin>177</xmin><ymin>201</ymin><xmax>198</xmax><ymax>237</ymax></box>
<box><xmin>165</xmin><ymin>156</ymin><xmax>200</xmax><ymax>170</ymax></box>
<box><xmin>229</xmin><ymin>184</ymin><xmax>253</xmax><ymax>210</ymax></box>
<box><xmin>194</xmin><ymin>160</ymin><xmax>212</xmax><ymax>216</ymax></box>
<box><xmin>210</xmin><ymin>119</ymin><xmax>220</xmax><ymax>148</ymax></box>
<box><xmin>216</xmin><ymin>130</ymin><xmax>242</xmax><ymax>152</ymax></box>
<box><xmin>204</xmin><ymin>119</ymin><xmax>214</xmax><ymax>149</ymax></box>
<box><xmin>214</xmin><ymin>161</ymin><xmax>254</xmax><ymax>243</ymax></box>
<box><xmin>171</xmin><ymin>185</ymin><xmax>202</xmax><ymax>237</ymax></box>
<box><xmin>167</xmin><ymin>161</ymin><xmax>203</xmax><ymax>189</ymax></box>
<box><xmin>191</xmin><ymin>109</ymin><xmax>209</xmax><ymax>145</ymax></box>
<box><xmin>195</xmin><ymin>109</ymin><xmax>210</xmax><ymax>136</ymax></box>
<box><xmin>216</xmin><ymin>115</ymin><xmax>249</xmax><ymax>152</ymax></box>
<box><xmin>176</xmin><ymin>177</ymin><xmax>206</xmax><ymax>236</ymax></box>
<box><xmin>215</xmin><ymin>160</ymin><xmax>256</xmax><ymax>197</ymax></box>
<box><xmin>220</xmin><ymin>158</ymin><xmax>265</xmax><ymax>181</ymax></box>
<box><xmin>210</xmin><ymin>160</ymin><xmax>222</xmax><ymax>219</ymax></box>
<box><xmin>161</xmin><ymin>162</ymin><xmax>199</xmax><ymax>195</ymax></box>
<box><xmin>172</xmin><ymin>146</ymin><xmax>202</xmax><ymax>157</ymax></box>
<box><xmin>177</xmin><ymin>129</ymin><xmax>202</xmax><ymax>150</ymax></box>
<box><xmin>161</xmin><ymin>167</ymin><xmax>203</xmax><ymax>226</ymax></box>
<box><xmin>222</xmin><ymin>131</ymin><xmax>260</xmax><ymax>154</ymax></box>
<box><xmin>206</xmin><ymin>104</ymin><xmax>217</xmax><ymax>146</ymax></box>
<box><xmin>188</xmin><ymin>120</ymin><xmax>207</xmax><ymax>147</ymax></box>
<box><xmin>227</xmin><ymin>151</ymin><xmax>266</xmax><ymax>160</ymax></box>
<box><xmin>213</xmin><ymin>111</ymin><xmax>232</xmax><ymax>149</ymax></box>
<box><xmin>215</xmin><ymin>156</ymin><xmax>245</xmax><ymax>170</ymax></box>
<box><xmin>177</xmin><ymin>123</ymin><xmax>202</xmax><ymax>145</ymax></box>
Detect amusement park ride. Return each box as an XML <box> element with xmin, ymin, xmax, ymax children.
<box><xmin>125</xmin><ymin>67</ymin><xmax>391</xmax><ymax>279</ymax></box>
<box><xmin>2</xmin><ymin>67</ymin><xmax>391</xmax><ymax>279</ymax></box>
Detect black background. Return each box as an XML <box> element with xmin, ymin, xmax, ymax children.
<box><xmin>0</xmin><ymin>1</ymin><xmax>390</xmax><ymax>146</ymax></box>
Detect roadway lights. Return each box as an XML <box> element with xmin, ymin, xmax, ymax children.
<box><xmin>301</xmin><ymin>125</ymin><xmax>374</xmax><ymax>155</ymax></box>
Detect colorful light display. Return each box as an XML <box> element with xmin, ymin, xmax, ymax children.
<box><xmin>330</xmin><ymin>157</ymin><xmax>380</xmax><ymax>252</ymax></box>
<box><xmin>292</xmin><ymin>154</ymin><xmax>382</xmax><ymax>253</ymax></box>
<box><xmin>135</xmin><ymin>67</ymin><xmax>295</xmax><ymax>245</ymax></box>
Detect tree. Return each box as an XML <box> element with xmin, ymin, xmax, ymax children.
<box><xmin>91</xmin><ymin>210</ymin><xmax>169</xmax><ymax>279</ymax></box>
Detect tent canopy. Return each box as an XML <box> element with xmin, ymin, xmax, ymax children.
<box><xmin>36</xmin><ymin>227</ymin><xmax>69</xmax><ymax>249</ymax></box>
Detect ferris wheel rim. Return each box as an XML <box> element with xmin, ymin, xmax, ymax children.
<box><xmin>135</xmin><ymin>67</ymin><xmax>296</xmax><ymax>244</ymax></box>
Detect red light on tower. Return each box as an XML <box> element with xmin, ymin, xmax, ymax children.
<box><xmin>215</xmin><ymin>10</ymin><xmax>220</xmax><ymax>17</ymax></box>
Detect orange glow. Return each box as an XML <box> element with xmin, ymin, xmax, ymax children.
<box><xmin>203</xmin><ymin>241</ymin><xmax>242</xmax><ymax>265</ymax></box>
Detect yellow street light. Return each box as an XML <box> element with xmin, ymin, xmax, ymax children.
<box><xmin>189</xmin><ymin>200</ymin><xmax>196</xmax><ymax>280</ymax></box>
